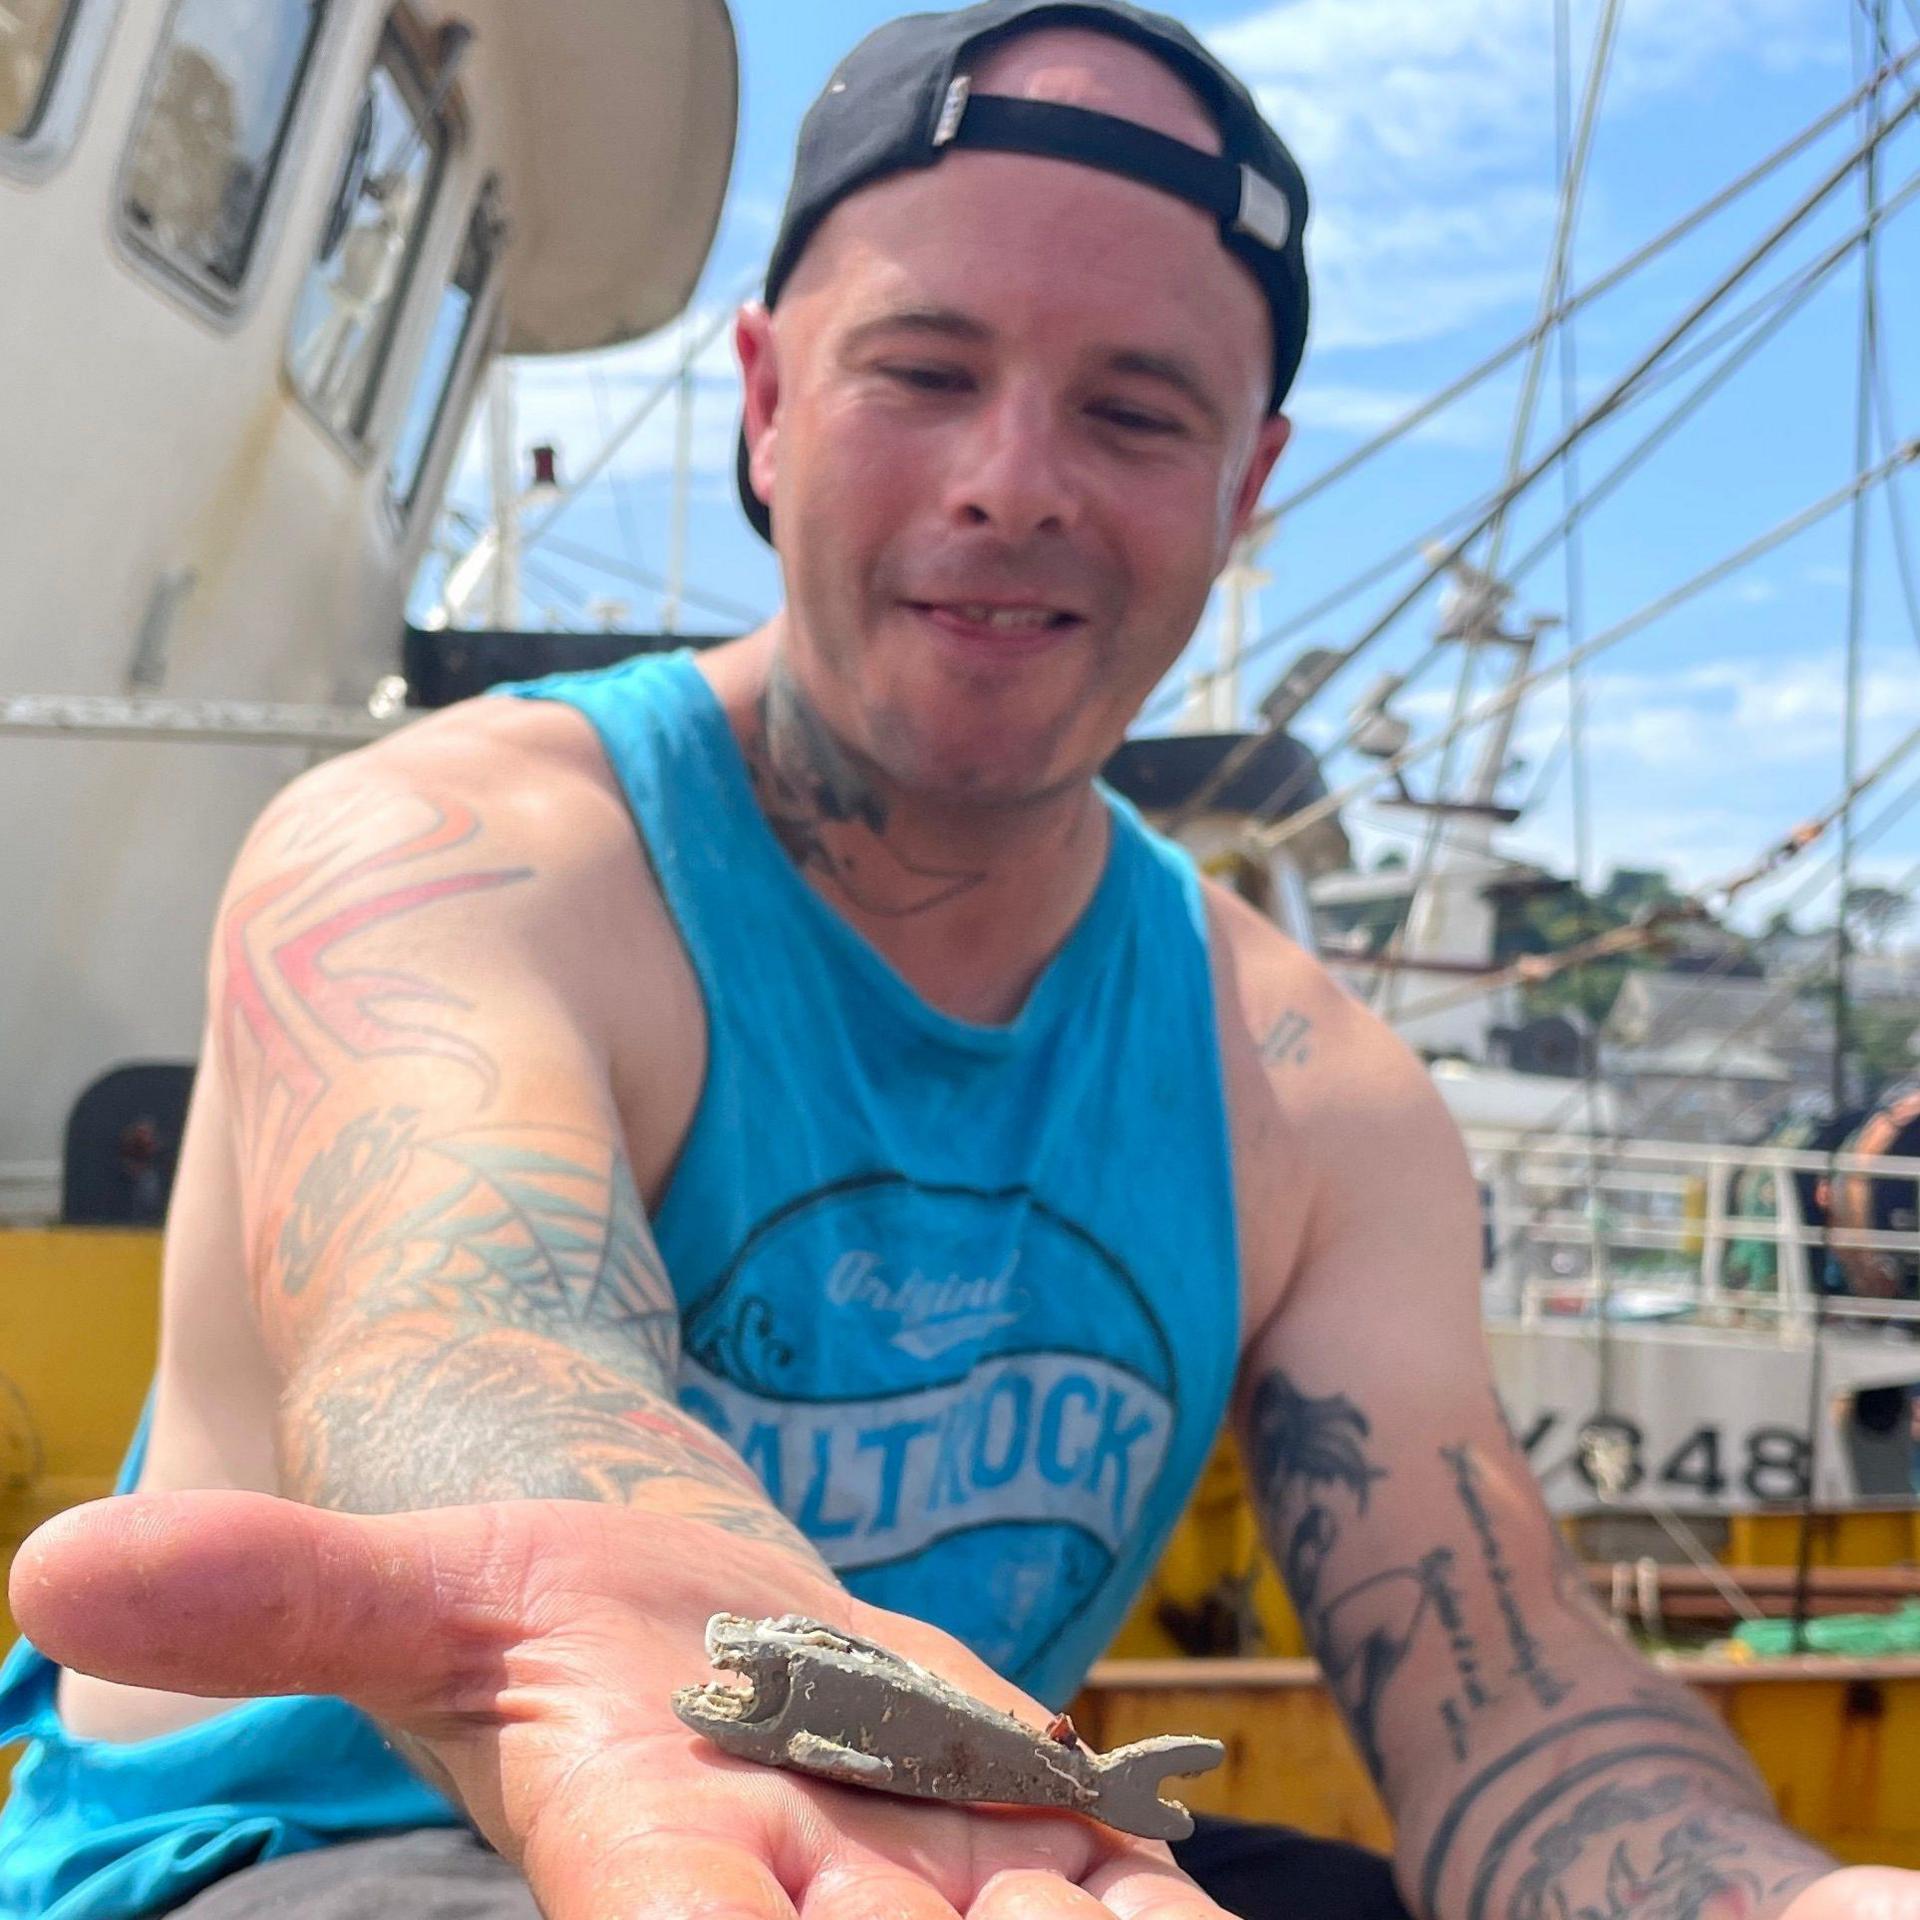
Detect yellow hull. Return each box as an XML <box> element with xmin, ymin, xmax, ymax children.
<box><xmin>0</xmin><ymin>1228</ymin><xmax>161</xmax><ymax>1641</ymax></box>
<box><xmin>1073</xmin><ymin>1656</ymin><xmax>1920</xmax><ymax>1870</ymax></box>
<box><xmin>7</xmin><ymin>1223</ymin><xmax>1920</xmax><ymax>1867</ymax></box>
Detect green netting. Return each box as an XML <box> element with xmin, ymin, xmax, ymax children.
<box><xmin>1724</xmin><ymin>1166</ymin><xmax>1781</xmax><ymax>1292</ymax></box>
<box><xmin>1732</xmin><ymin>1600</ymin><xmax>1920</xmax><ymax>1658</ymax></box>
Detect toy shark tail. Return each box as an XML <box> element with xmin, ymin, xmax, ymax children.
<box><xmin>1090</xmin><ymin>1735</ymin><xmax>1226</xmax><ymax>1842</ymax></box>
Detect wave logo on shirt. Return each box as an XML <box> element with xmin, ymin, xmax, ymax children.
<box><xmin>677</xmin><ymin>1174</ymin><xmax>1180</xmax><ymax>1679</ymax></box>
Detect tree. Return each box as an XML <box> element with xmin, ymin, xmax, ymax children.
<box><xmin>1843</xmin><ymin>883</ymin><xmax>1913</xmax><ymax>951</ymax></box>
<box><xmin>1849</xmin><ymin>1002</ymin><xmax>1920</xmax><ymax>1094</ymax></box>
<box><xmin>1500</xmin><ymin>882</ymin><xmax>1641</xmax><ymax>1025</ymax></box>
<box><xmin>1600</xmin><ymin>867</ymin><xmax>1682</xmax><ymax>920</ymax></box>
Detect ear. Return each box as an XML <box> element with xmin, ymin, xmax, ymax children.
<box><xmin>1226</xmin><ymin>413</ymin><xmax>1292</xmax><ymax>545</ymax></box>
<box><xmin>736</xmin><ymin>302</ymin><xmax>780</xmax><ymax>513</ymax></box>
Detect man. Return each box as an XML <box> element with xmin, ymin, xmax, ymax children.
<box><xmin>3</xmin><ymin>4</ymin><xmax>1912</xmax><ymax>1917</ymax></box>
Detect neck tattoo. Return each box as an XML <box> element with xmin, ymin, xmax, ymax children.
<box><xmin>748</xmin><ymin>663</ymin><xmax>986</xmax><ymax>919</ymax></box>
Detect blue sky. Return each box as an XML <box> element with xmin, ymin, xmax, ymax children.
<box><xmin>445</xmin><ymin>0</ymin><xmax>1920</xmax><ymax>932</ymax></box>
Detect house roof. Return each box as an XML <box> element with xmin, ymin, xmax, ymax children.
<box><xmin>1605</xmin><ymin>970</ymin><xmax>1829</xmax><ymax>1053</ymax></box>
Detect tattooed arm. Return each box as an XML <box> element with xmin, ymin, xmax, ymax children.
<box><xmin>1216</xmin><ymin>907</ymin><xmax>1843</xmax><ymax>1920</ymax></box>
<box><xmin>201</xmin><ymin>715</ymin><xmax>829</xmax><ymax>1579</ymax></box>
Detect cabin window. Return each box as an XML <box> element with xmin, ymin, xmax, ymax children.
<box><xmin>120</xmin><ymin>0</ymin><xmax>326</xmax><ymax>298</ymax></box>
<box><xmin>0</xmin><ymin>0</ymin><xmax>80</xmax><ymax>140</ymax></box>
<box><xmin>285</xmin><ymin>22</ymin><xmax>449</xmax><ymax>450</ymax></box>
<box><xmin>387</xmin><ymin>179</ymin><xmax>498</xmax><ymax>515</ymax></box>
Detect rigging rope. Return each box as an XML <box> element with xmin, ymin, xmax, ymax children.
<box><xmin>1165</xmin><ymin>91</ymin><xmax>1920</xmax><ymax>838</ymax></box>
<box><xmin>1549</xmin><ymin>0</ymin><xmax>1615</xmax><ymax>1413</ymax></box>
<box><xmin>1254</xmin><ymin>440</ymin><xmax>1920</xmax><ymax>860</ymax></box>
<box><xmin>1371</xmin><ymin>0</ymin><xmax>1621</xmax><ymax>1019</ymax></box>
<box><xmin>1250</xmin><ymin>45</ymin><xmax>1920</xmax><ymax>527</ymax></box>
<box><xmin>1144</xmin><ymin>207</ymin><xmax>1884</xmax><ymax>791</ymax></box>
<box><xmin>1427</xmin><ymin>775</ymin><xmax>1920</xmax><ymax>1188</ymax></box>
<box><xmin>1151</xmin><ymin>175</ymin><xmax>1916</xmax><ymax>738</ymax></box>
<box><xmin>1373</xmin><ymin>725</ymin><xmax>1920</xmax><ymax>1031</ymax></box>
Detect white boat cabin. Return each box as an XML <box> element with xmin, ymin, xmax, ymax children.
<box><xmin>0</xmin><ymin>0</ymin><xmax>739</xmax><ymax>1214</ymax></box>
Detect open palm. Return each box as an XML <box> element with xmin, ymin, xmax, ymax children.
<box><xmin>13</xmin><ymin>1491</ymin><xmax>1229</xmax><ymax>1920</ymax></box>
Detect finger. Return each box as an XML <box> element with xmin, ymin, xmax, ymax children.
<box><xmin>968</xmin><ymin>1869</ymin><xmax>1114</xmax><ymax>1920</ymax></box>
<box><xmin>9</xmin><ymin>1490</ymin><xmax>526</xmax><ymax>1721</ymax></box>
<box><xmin>525</xmin><ymin>1829</ymin><xmax>799</xmax><ymax>1920</ymax></box>
<box><xmin>801</xmin><ymin>1860</ymin><xmax>964</xmax><ymax>1920</ymax></box>
<box><xmin>1778</xmin><ymin>1866</ymin><xmax>1920</xmax><ymax>1920</ymax></box>
<box><xmin>1077</xmin><ymin>1854</ymin><xmax>1232</xmax><ymax>1920</ymax></box>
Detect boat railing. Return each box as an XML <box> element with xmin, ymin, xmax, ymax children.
<box><xmin>1463</xmin><ymin>1127</ymin><xmax>1920</xmax><ymax>1339</ymax></box>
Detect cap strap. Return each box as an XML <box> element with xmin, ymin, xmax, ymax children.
<box><xmin>939</xmin><ymin>92</ymin><xmax>1289</xmax><ymax>252</ymax></box>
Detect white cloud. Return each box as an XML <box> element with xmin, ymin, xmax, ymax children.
<box><xmin>724</xmin><ymin>193</ymin><xmax>783</xmax><ymax>240</ymax></box>
<box><xmin>1205</xmin><ymin>0</ymin><xmax>1837</xmax><ymax>357</ymax></box>
<box><xmin>1554</xmin><ymin>798</ymin><xmax>1769</xmax><ymax>891</ymax></box>
<box><xmin>1604</xmin><ymin>0</ymin><xmax>1843</xmax><ymax>92</ymax></box>
<box><xmin>1209</xmin><ymin>0</ymin><xmax>1552</xmax><ymax>193</ymax></box>
<box><xmin>1304</xmin><ymin>192</ymin><xmax>1558</xmax><ymax>354</ymax></box>
<box><xmin>529</xmin><ymin>303</ymin><xmax>745</xmax><ymax>391</ymax></box>
<box><xmin>1575</xmin><ymin>653</ymin><xmax>1920</xmax><ymax>767</ymax></box>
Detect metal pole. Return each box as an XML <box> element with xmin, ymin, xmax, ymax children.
<box><xmin>663</xmin><ymin>318</ymin><xmax>695</xmax><ymax>634</ymax></box>
<box><xmin>1833</xmin><ymin>11</ymin><xmax>1885</xmax><ymax>1116</ymax></box>
<box><xmin>487</xmin><ymin>362</ymin><xmax>520</xmax><ymax>629</ymax></box>
<box><xmin>1797</xmin><ymin>0</ymin><xmax>1893</xmax><ymax>1657</ymax></box>
<box><xmin>1790</xmin><ymin>1304</ymin><xmax>1828</xmax><ymax>1652</ymax></box>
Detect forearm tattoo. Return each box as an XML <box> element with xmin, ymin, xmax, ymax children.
<box><xmin>276</xmin><ymin>1113</ymin><xmax>829</xmax><ymax>1574</ymax></box>
<box><xmin>1245</xmin><ymin>1368</ymin><xmax>1830</xmax><ymax>1920</ymax></box>
<box><xmin>219</xmin><ymin>784</ymin><xmax>828</xmax><ymax>1578</ymax></box>
<box><xmin>1500</xmin><ymin>1776</ymin><xmax>1827</xmax><ymax>1920</ymax></box>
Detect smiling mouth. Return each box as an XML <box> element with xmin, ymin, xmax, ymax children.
<box><xmin>908</xmin><ymin>601</ymin><xmax>1082</xmax><ymax>634</ymax></box>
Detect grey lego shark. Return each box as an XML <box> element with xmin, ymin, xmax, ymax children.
<box><xmin>671</xmin><ymin>1612</ymin><xmax>1225</xmax><ymax>1842</ymax></box>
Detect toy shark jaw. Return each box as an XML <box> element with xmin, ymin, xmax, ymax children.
<box><xmin>671</xmin><ymin>1612</ymin><xmax>809</xmax><ymax>1731</ymax></box>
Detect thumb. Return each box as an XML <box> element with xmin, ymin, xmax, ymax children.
<box><xmin>10</xmin><ymin>1490</ymin><xmax>524</xmax><ymax>1725</ymax></box>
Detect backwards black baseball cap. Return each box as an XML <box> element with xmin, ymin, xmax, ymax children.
<box><xmin>735</xmin><ymin>0</ymin><xmax>1311</xmax><ymax>544</ymax></box>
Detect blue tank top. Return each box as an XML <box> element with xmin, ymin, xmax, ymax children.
<box><xmin>0</xmin><ymin>650</ymin><xmax>1239</xmax><ymax>1918</ymax></box>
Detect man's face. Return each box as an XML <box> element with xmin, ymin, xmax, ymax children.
<box><xmin>739</xmin><ymin>31</ymin><xmax>1291</xmax><ymax>810</ymax></box>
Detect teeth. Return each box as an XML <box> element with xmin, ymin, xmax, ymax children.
<box><xmin>950</xmin><ymin>604</ymin><xmax>1058</xmax><ymax>630</ymax></box>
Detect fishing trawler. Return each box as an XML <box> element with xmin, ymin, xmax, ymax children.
<box><xmin>1078</xmin><ymin>4</ymin><xmax>1920</xmax><ymax>1864</ymax></box>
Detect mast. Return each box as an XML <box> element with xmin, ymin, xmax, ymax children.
<box><xmin>1209</xmin><ymin>505</ymin><xmax>1279</xmax><ymax>731</ymax></box>
<box><xmin>661</xmin><ymin>314</ymin><xmax>695</xmax><ymax>634</ymax></box>
<box><xmin>487</xmin><ymin>362</ymin><xmax>521</xmax><ymax>629</ymax></box>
